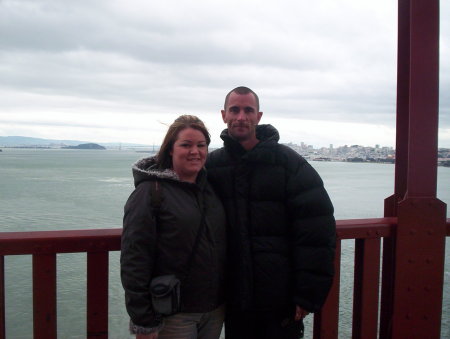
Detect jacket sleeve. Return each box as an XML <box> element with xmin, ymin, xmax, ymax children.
<box><xmin>286</xmin><ymin>157</ymin><xmax>336</xmax><ymax>312</ymax></box>
<box><xmin>120</xmin><ymin>182</ymin><xmax>162</xmax><ymax>333</ymax></box>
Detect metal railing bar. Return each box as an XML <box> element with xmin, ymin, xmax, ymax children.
<box><xmin>352</xmin><ymin>238</ymin><xmax>381</xmax><ymax>339</ymax></box>
<box><xmin>87</xmin><ymin>251</ymin><xmax>109</xmax><ymax>339</ymax></box>
<box><xmin>313</xmin><ymin>240</ymin><xmax>341</xmax><ymax>339</ymax></box>
<box><xmin>33</xmin><ymin>253</ymin><xmax>57</xmax><ymax>339</ymax></box>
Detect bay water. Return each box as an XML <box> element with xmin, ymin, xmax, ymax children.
<box><xmin>0</xmin><ymin>149</ymin><xmax>448</xmax><ymax>338</ymax></box>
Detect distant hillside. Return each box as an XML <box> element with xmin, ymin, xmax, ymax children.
<box><xmin>0</xmin><ymin>136</ymin><xmax>150</xmax><ymax>148</ymax></box>
<box><xmin>0</xmin><ymin>136</ymin><xmax>87</xmax><ymax>147</ymax></box>
<box><xmin>62</xmin><ymin>143</ymin><xmax>106</xmax><ymax>150</ymax></box>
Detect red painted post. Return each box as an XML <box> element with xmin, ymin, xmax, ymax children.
<box><xmin>392</xmin><ymin>0</ymin><xmax>411</xmax><ymax>201</ymax></box>
<box><xmin>352</xmin><ymin>238</ymin><xmax>381</xmax><ymax>339</ymax></box>
<box><xmin>87</xmin><ymin>251</ymin><xmax>109</xmax><ymax>339</ymax></box>
<box><xmin>33</xmin><ymin>253</ymin><xmax>57</xmax><ymax>339</ymax></box>
<box><xmin>313</xmin><ymin>240</ymin><xmax>341</xmax><ymax>339</ymax></box>
<box><xmin>0</xmin><ymin>256</ymin><xmax>5</xmax><ymax>339</ymax></box>
<box><xmin>389</xmin><ymin>0</ymin><xmax>447</xmax><ymax>338</ymax></box>
<box><xmin>406</xmin><ymin>3</ymin><xmax>440</xmax><ymax>198</ymax></box>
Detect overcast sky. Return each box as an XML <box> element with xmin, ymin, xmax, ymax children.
<box><xmin>0</xmin><ymin>0</ymin><xmax>448</xmax><ymax>148</ymax></box>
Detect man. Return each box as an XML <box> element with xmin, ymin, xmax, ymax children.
<box><xmin>206</xmin><ymin>86</ymin><xmax>336</xmax><ymax>339</ymax></box>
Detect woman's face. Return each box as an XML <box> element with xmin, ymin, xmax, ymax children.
<box><xmin>170</xmin><ymin>127</ymin><xmax>208</xmax><ymax>183</ymax></box>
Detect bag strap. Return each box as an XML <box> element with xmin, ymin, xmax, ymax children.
<box><xmin>149</xmin><ymin>180</ymin><xmax>207</xmax><ymax>284</ymax></box>
<box><xmin>149</xmin><ymin>181</ymin><xmax>162</xmax><ymax>221</ymax></box>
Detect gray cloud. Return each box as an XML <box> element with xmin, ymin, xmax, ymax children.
<box><xmin>0</xmin><ymin>0</ymin><xmax>448</xmax><ymax>147</ymax></box>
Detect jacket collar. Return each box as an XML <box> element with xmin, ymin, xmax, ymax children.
<box><xmin>220</xmin><ymin>124</ymin><xmax>280</xmax><ymax>155</ymax></box>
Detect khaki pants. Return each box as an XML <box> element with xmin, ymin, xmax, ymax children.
<box><xmin>158</xmin><ymin>304</ymin><xmax>225</xmax><ymax>339</ymax></box>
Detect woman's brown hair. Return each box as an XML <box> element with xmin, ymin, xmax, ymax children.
<box><xmin>156</xmin><ymin>115</ymin><xmax>211</xmax><ymax>169</ymax></box>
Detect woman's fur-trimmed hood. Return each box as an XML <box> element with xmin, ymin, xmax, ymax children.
<box><xmin>132</xmin><ymin>156</ymin><xmax>179</xmax><ymax>187</ymax></box>
<box><xmin>131</xmin><ymin>156</ymin><xmax>207</xmax><ymax>188</ymax></box>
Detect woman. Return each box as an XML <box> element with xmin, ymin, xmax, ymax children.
<box><xmin>120</xmin><ymin>115</ymin><xmax>226</xmax><ymax>339</ymax></box>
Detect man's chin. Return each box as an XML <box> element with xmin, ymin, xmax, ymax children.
<box><xmin>229</xmin><ymin>128</ymin><xmax>250</xmax><ymax>139</ymax></box>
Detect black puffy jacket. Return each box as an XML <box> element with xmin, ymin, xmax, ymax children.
<box><xmin>206</xmin><ymin>125</ymin><xmax>335</xmax><ymax>313</ymax></box>
<box><xmin>120</xmin><ymin>157</ymin><xmax>227</xmax><ymax>331</ymax></box>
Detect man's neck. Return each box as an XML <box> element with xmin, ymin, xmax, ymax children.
<box><xmin>239</xmin><ymin>138</ymin><xmax>260</xmax><ymax>151</ymax></box>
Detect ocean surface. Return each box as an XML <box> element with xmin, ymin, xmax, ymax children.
<box><xmin>0</xmin><ymin>148</ymin><xmax>448</xmax><ymax>338</ymax></box>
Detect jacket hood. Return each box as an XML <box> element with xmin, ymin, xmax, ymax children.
<box><xmin>132</xmin><ymin>156</ymin><xmax>180</xmax><ymax>187</ymax></box>
<box><xmin>255</xmin><ymin>124</ymin><xmax>280</xmax><ymax>142</ymax></box>
<box><xmin>131</xmin><ymin>156</ymin><xmax>207</xmax><ymax>188</ymax></box>
<box><xmin>220</xmin><ymin>124</ymin><xmax>280</xmax><ymax>153</ymax></box>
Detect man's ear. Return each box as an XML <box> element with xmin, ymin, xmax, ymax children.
<box><xmin>221</xmin><ymin>110</ymin><xmax>227</xmax><ymax>123</ymax></box>
<box><xmin>256</xmin><ymin>111</ymin><xmax>263</xmax><ymax>123</ymax></box>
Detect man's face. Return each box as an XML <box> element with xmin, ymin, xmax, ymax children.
<box><xmin>221</xmin><ymin>92</ymin><xmax>263</xmax><ymax>142</ymax></box>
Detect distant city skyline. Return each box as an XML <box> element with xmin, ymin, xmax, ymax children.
<box><xmin>0</xmin><ymin>134</ymin><xmax>399</xmax><ymax>150</ymax></box>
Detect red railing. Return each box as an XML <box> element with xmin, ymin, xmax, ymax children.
<box><xmin>1</xmin><ymin>218</ymin><xmax>449</xmax><ymax>339</ymax></box>
<box><xmin>0</xmin><ymin>228</ymin><xmax>121</xmax><ymax>339</ymax></box>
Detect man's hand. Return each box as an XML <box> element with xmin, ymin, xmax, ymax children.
<box><xmin>294</xmin><ymin>305</ymin><xmax>310</xmax><ymax>321</ymax></box>
<box><xmin>136</xmin><ymin>333</ymin><xmax>158</xmax><ymax>339</ymax></box>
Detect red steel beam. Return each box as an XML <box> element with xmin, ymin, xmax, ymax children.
<box><xmin>3</xmin><ymin>219</ymin><xmax>445</xmax><ymax>255</ymax></box>
<box><xmin>313</xmin><ymin>240</ymin><xmax>341</xmax><ymax>339</ymax></box>
<box><xmin>0</xmin><ymin>218</ymin><xmax>398</xmax><ymax>256</ymax></box>
<box><xmin>406</xmin><ymin>0</ymin><xmax>440</xmax><ymax>198</ymax></box>
<box><xmin>389</xmin><ymin>1</ymin><xmax>447</xmax><ymax>338</ymax></box>
<box><xmin>407</xmin><ymin>3</ymin><xmax>440</xmax><ymax>194</ymax></box>
<box><xmin>380</xmin><ymin>1</ymin><xmax>411</xmax><ymax>334</ymax></box>
<box><xmin>33</xmin><ymin>253</ymin><xmax>57</xmax><ymax>339</ymax></box>
<box><xmin>352</xmin><ymin>238</ymin><xmax>381</xmax><ymax>339</ymax></box>
<box><xmin>87</xmin><ymin>252</ymin><xmax>109</xmax><ymax>339</ymax></box>
<box><xmin>393</xmin><ymin>0</ymin><xmax>411</xmax><ymax>200</ymax></box>
<box><xmin>336</xmin><ymin>218</ymin><xmax>395</xmax><ymax>239</ymax></box>
<box><xmin>0</xmin><ymin>228</ymin><xmax>121</xmax><ymax>255</ymax></box>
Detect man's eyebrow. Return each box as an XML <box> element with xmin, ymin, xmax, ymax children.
<box><xmin>229</xmin><ymin>105</ymin><xmax>254</xmax><ymax>110</ymax></box>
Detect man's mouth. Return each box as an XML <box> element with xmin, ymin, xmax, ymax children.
<box><xmin>233</xmin><ymin>124</ymin><xmax>249</xmax><ymax>128</ymax></box>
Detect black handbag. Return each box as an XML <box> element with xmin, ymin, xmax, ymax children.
<box><xmin>150</xmin><ymin>274</ymin><xmax>181</xmax><ymax>316</ymax></box>
<box><xmin>148</xmin><ymin>181</ymin><xmax>206</xmax><ymax>316</ymax></box>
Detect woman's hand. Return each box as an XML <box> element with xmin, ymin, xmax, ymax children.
<box><xmin>136</xmin><ymin>332</ymin><xmax>158</xmax><ymax>339</ymax></box>
<box><xmin>294</xmin><ymin>305</ymin><xmax>310</xmax><ymax>321</ymax></box>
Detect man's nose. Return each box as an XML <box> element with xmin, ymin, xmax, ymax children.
<box><xmin>236</xmin><ymin>110</ymin><xmax>246</xmax><ymax>120</ymax></box>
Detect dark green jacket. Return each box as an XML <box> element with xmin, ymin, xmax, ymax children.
<box><xmin>121</xmin><ymin>157</ymin><xmax>226</xmax><ymax>332</ymax></box>
<box><xmin>206</xmin><ymin>124</ymin><xmax>335</xmax><ymax>313</ymax></box>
